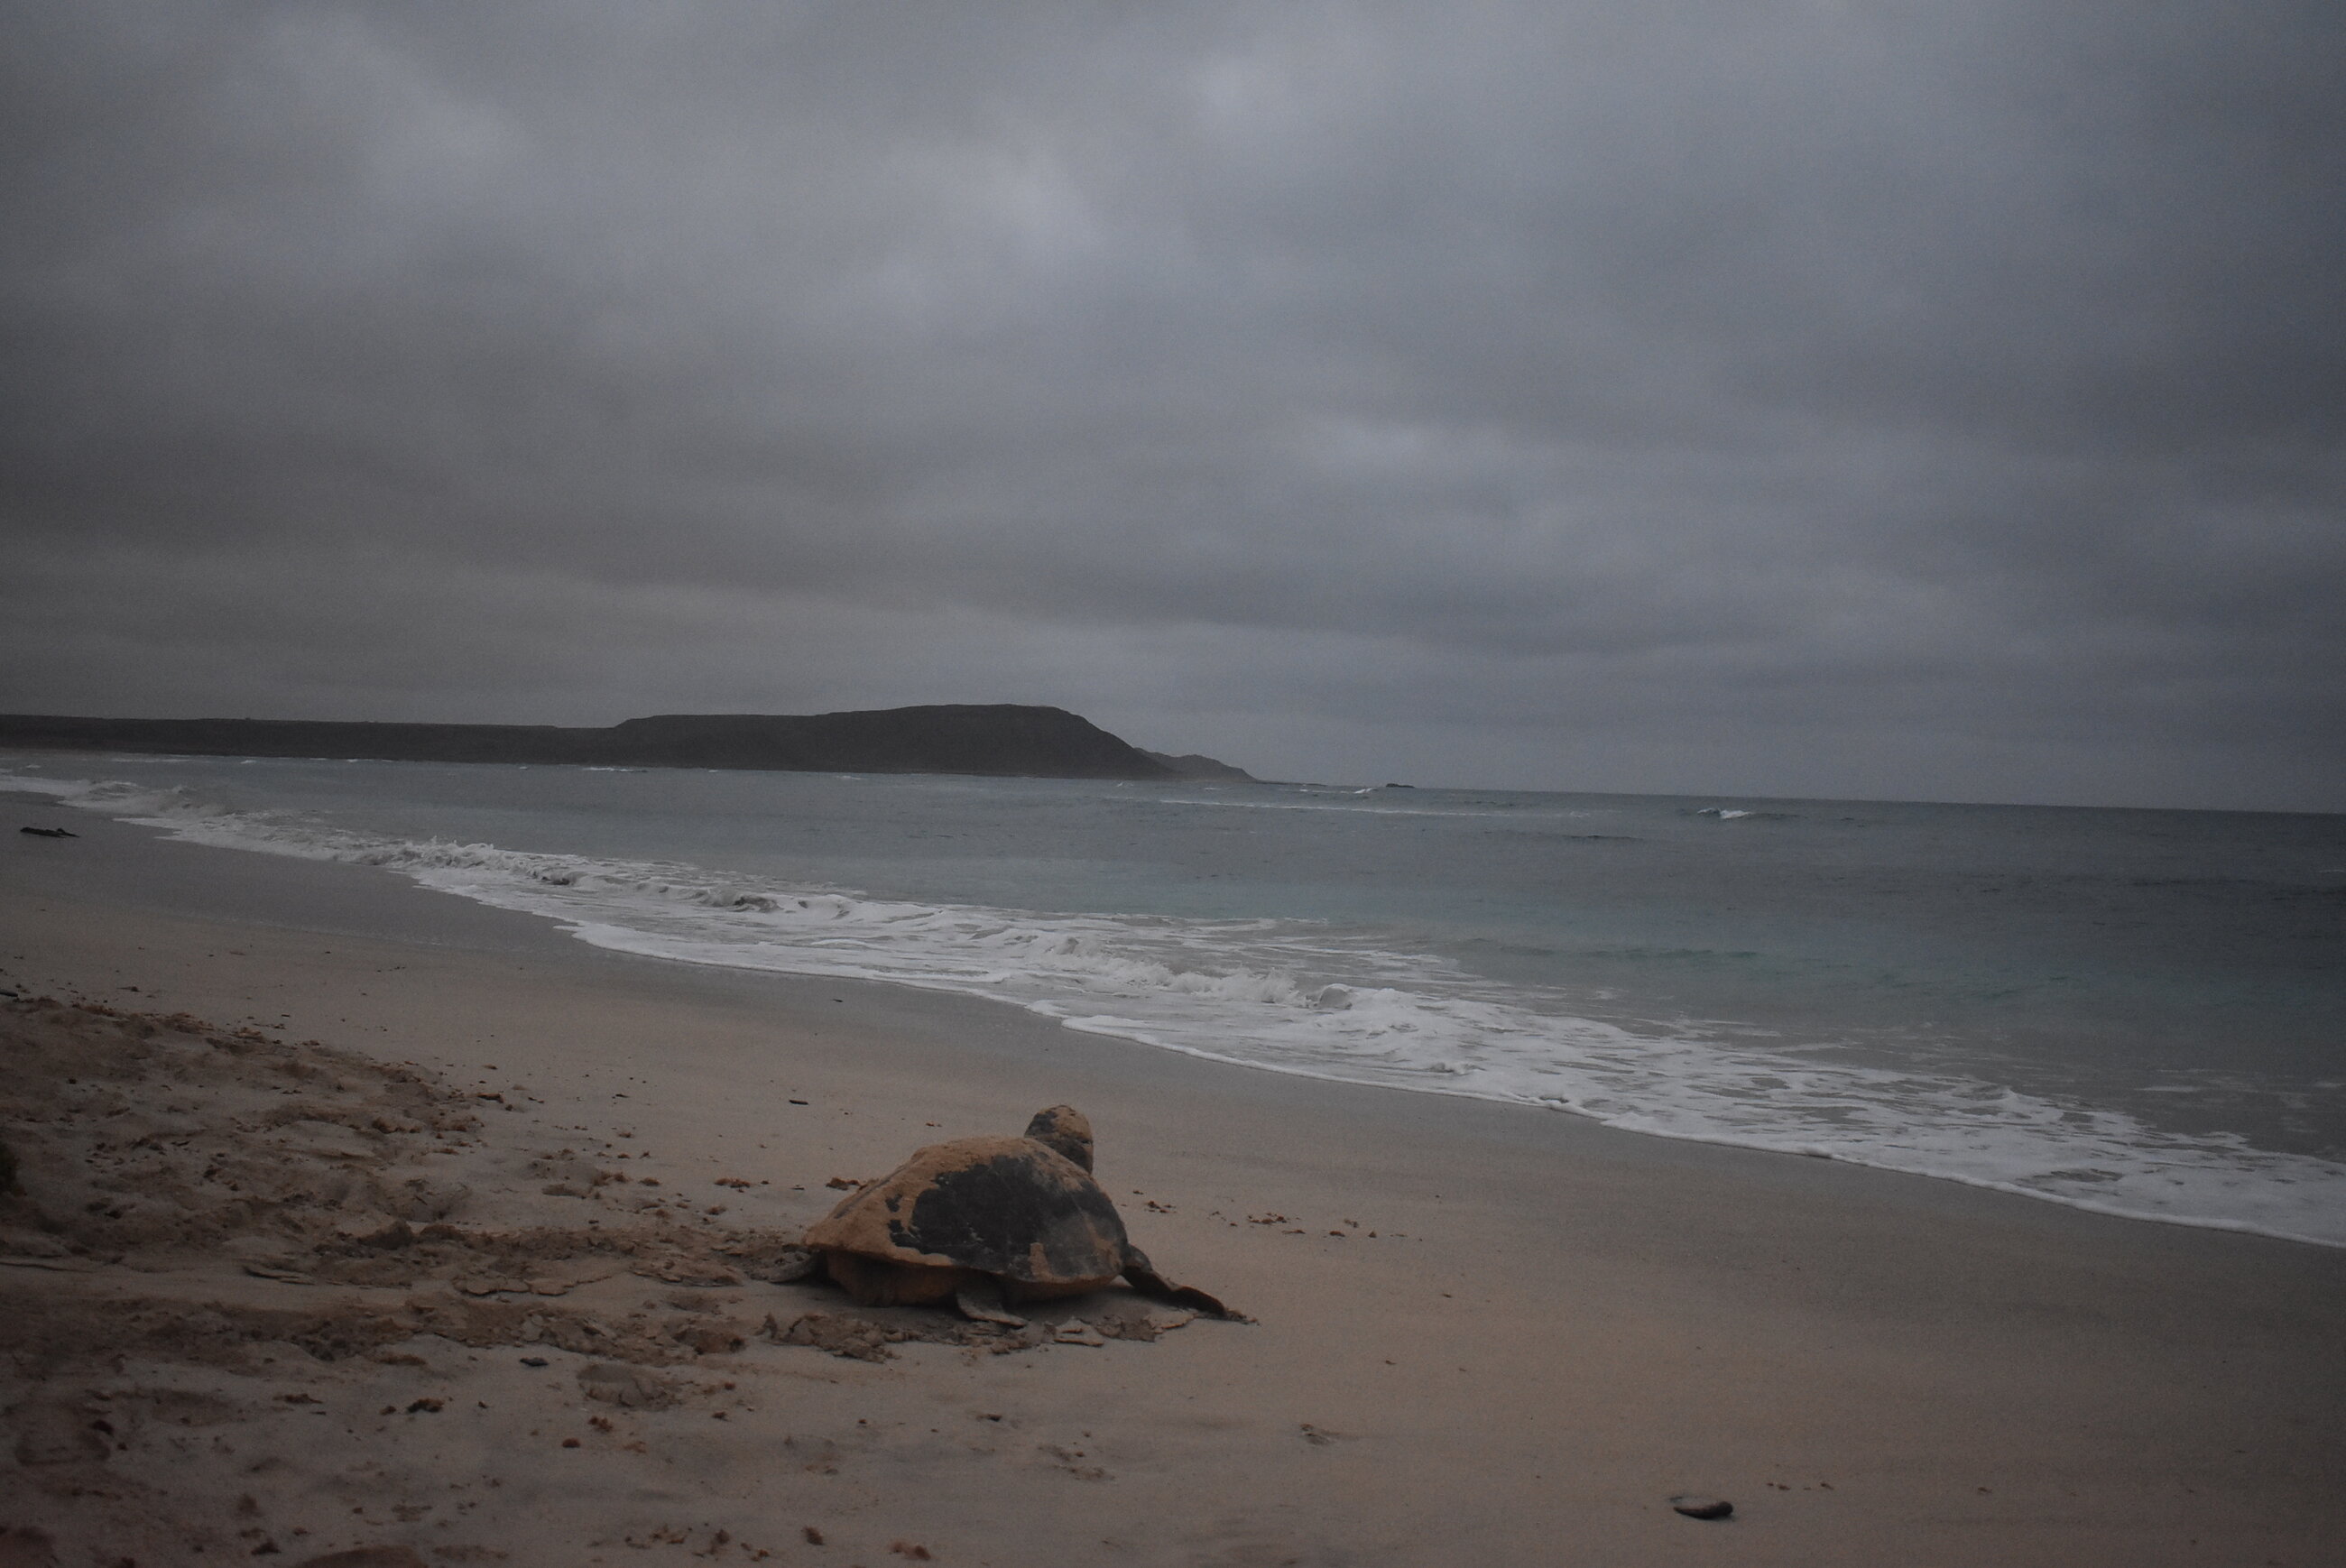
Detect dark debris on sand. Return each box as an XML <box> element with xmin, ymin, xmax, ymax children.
<box><xmin>765</xmin><ymin>1296</ymin><xmax>1197</xmax><ymax>1361</ymax></box>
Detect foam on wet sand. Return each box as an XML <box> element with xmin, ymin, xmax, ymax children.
<box><xmin>2</xmin><ymin>798</ymin><xmax>2341</xmax><ymax>1566</ymax></box>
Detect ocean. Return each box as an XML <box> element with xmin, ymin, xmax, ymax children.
<box><xmin>6</xmin><ymin>752</ymin><xmax>2342</xmax><ymax>1247</ymax></box>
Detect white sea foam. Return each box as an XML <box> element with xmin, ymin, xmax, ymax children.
<box><xmin>14</xmin><ymin>765</ymin><xmax>2346</xmax><ymax>1250</ymax></box>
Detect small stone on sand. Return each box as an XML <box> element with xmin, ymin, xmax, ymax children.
<box><xmin>1670</xmin><ymin>1494</ymin><xmax>1734</xmax><ymax>1520</ymax></box>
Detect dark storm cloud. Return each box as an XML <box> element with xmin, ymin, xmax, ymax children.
<box><xmin>4</xmin><ymin>1</ymin><xmax>2341</xmax><ymax>807</ymax></box>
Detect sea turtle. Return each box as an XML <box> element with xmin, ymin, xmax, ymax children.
<box><xmin>802</xmin><ymin>1105</ymin><xmax>1233</xmax><ymax>1326</ymax></box>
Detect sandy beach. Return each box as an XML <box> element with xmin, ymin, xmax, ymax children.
<box><xmin>3</xmin><ymin>793</ymin><xmax>2341</xmax><ymax>1567</ymax></box>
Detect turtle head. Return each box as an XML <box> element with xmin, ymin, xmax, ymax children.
<box><xmin>1022</xmin><ymin>1104</ymin><xmax>1094</xmax><ymax>1171</ymax></box>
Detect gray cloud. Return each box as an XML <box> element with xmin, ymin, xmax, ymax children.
<box><xmin>4</xmin><ymin>1</ymin><xmax>2341</xmax><ymax>808</ymax></box>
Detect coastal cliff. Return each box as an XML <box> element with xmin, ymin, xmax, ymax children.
<box><xmin>0</xmin><ymin>705</ymin><xmax>1182</xmax><ymax>780</ymax></box>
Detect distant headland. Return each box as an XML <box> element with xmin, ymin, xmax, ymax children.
<box><xmin>0</xmin><ymin>705</ymin><xmax>1252</xmax><ymax>782</ymax></box>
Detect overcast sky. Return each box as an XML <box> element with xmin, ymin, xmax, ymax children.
<box><xmin>4</xmin><ymin>2</ymin><xmax>2341</xmax><ymax>809</ymax></box>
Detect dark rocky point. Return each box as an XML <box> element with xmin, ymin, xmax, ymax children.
<box><xmin>1141</xmin><ymin>749</ymin><xmax>1255</xmax><ymax>781</ymax></box>
<box><xmin>1670</xmin><ymin>1495</ymin><xmax>1734</xmax><ymax>1520</ymax></box>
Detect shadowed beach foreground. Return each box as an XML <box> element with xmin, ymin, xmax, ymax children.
<box><xmin>2</xmin><ymin>798</ymin><xmax>2341</xmax><ymax>1565</ymax></box>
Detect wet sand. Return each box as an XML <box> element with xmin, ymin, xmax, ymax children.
<box><xmin>3</xmin><ymin>794</ymin><xmax>2342</xmax><ymax>1566</ymax></box>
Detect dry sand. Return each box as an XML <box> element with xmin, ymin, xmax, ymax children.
<box><xmin>2</xmin><ymin>796</ymin><xmax>2341</xmax><ymax>1566</ymax></box>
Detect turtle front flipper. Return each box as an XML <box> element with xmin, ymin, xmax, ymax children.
<box><xmin>953</xmin><ymin>1277</ymin><xmax>1028</xmax><ymax>1328</ymax></box>
<box><xmin>1120</xmin><ymin>1244</ymin><xmax>1239</xmax><ymax>1320</ymax></box>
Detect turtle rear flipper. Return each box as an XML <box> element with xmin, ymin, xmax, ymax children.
<box><xmin>954</xmin><ymin>1277</ymin><xmax>1028</xmax><ymax>1327</ymax></box>
<box><xmin>1121</xmin><ymin>1245</ymin><xmax>1238</xmax><ymax>1320</ymax></box>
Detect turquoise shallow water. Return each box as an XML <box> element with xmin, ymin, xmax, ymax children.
<box><xmin>8</xmin><ymin>752</ymin><xmax>2343</xmax><ymax>1244</ymax></box>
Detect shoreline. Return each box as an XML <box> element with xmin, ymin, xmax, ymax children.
<box><xmin>5</xmin><ymin>793</ymin><xmax>2343</xmax><ymax>1563</ymax></box>
<box><xmin>19</xmin><ymin>783</ymin><xmax>2335</xmax><ymax>1258</ymax></box>
<box><xmin>11</xmin><ymin>761</ymin><xmax>2342</xmax><ymax>1252</ymax></box>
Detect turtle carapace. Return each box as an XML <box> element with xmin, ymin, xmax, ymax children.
<box><xmin>802</xmin><ymin>1105</ymin><xmax>1233</xmax><ymax>1326</ymax></box>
